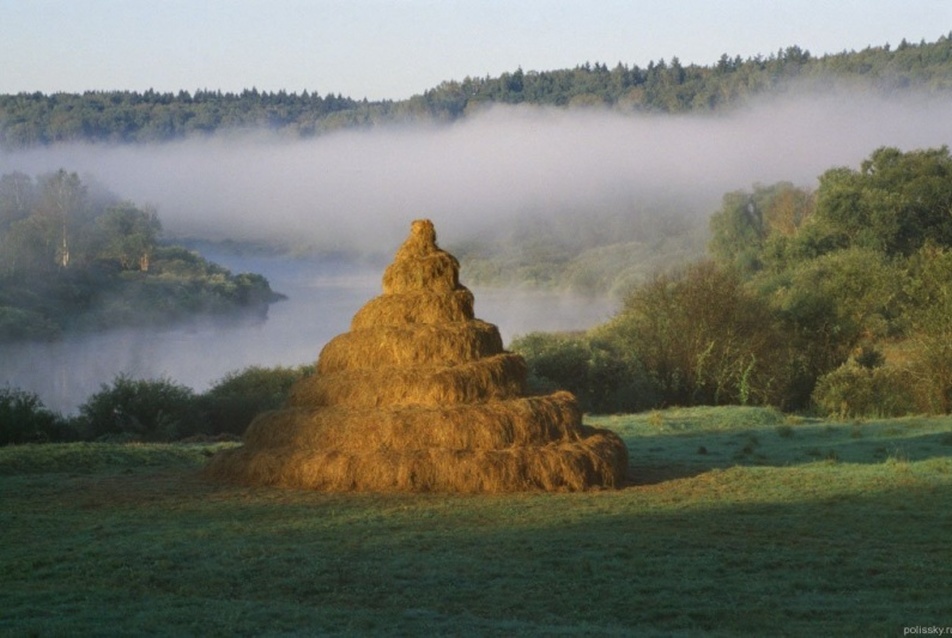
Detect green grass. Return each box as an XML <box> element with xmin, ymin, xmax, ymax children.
<box><xmin>2</xmin><ymin>407</ymin><xmax>951</xmax><ymax>636</ymax></box>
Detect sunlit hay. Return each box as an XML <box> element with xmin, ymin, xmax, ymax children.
<box><xmin>350</xmin><ymin>288</ymin><xmax>475</xmax><ymax>329</ymax></box>
<box><xmin>205</xmin><ymin>218</ymin><xmax>630</xmax><ymax>492</ymax></box>
<box><xmin>381</xmin><ymin>219</ymin><xmax>463</xmax><ymax>295</ymax></box>
<box><xmin>317</xmin><ymin>321</ymin><xmax>504</xmax><ymax>373</ymax></box>
<box><xmin>207</xmin><ymin>433</ymin><xmax>628</xmax><ymax>493</ymax></box>
<box><xmin>289</xmin><ymin>353</ymin><xmax>528</xmax><ymax>409</ymax></box>
<box><xmin>383</xmin><ymin>251</ymin><xmax>461</xmax><ymax>294</ymax></box>
<box><xmin>239</xmin><ymin>392</ymin><xmax>582</xmax><ymax>451</ymax></box>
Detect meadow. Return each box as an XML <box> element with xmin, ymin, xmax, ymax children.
<box><xmin>2</xmin><ymin>406</ymin><xmax>951</xmax><ymax>637</ymax></box>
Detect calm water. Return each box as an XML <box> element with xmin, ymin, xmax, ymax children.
<box><xmin>0</xmin><ymin>253</ymin><xmax>616</xmax><ymax>414</ymax></box>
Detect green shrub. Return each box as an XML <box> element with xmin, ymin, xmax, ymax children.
<box><xmin>78</xmin><ymin>375</ymin><xmax>202</xmax><ymax>442</ymax></box>
<box><xmin>198</xmin><ymin>365</ymin><xmax>311</xmax><ymax>435</ymax></box>
<box><xmin>0</xmin><ymin>387</ymin><xmax>71</xmax><ymax>445</ymax></box>
<box><xmin>511</xmin><ymin>332</ymin><xmax>657</xmax><ymax>414</ymax></box>
<box><xmin>812</xmin><ymin>362</ymin><xmax>918</xmax><ymax>418</ymax></box>
<box><xmin>599</xmin><ymin>260</ymin><xmax>791</xmax><ymax>408</ymax></box>
<box><xmin>511</xmin><ymin>332</ymin><xmax>590</xmax><ymax>396</ymax></box>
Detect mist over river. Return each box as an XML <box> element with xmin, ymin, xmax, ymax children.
<box><xmin>0</xmin><ymin>251</ymin><xmax>617</xmax><ymax>415</ymax></box>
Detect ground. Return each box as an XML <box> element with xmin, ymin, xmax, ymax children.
<box><xmin>2</xmin><ymin>406</ymin><xmax>951</xmax><ymax>636</ymax></box>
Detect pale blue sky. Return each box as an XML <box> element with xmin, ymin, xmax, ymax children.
<box><xmin>1</xmin><ymin>0</ymin><xmax>949</xmax><ymax>99</ymax></box>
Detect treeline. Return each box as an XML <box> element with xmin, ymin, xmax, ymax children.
<box><xmin>0</xmin><ymin>89</ymin><xmax>379</xmax><ymax>147</ymax></box>
<box><xmin>3</xmin><ymin>35</ymin><xmax>952</xmax><ymax>148</ymax></box>
<box><xmin>0</xmin><ymin>170</ymin><xmax>279</xmax><ymax>340</ymax></box>
<box><xmin>513</xmin><ymin>146</ymin><xmax>952</xmax><ymax>418</ymax></box>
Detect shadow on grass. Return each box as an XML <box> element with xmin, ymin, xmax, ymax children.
<box><xmin>6</xmin><ymin>462</ymin><xmax>950</xmax><ymax>637</ymax></box>
<box><xmin>621</xmin><ymin>419</ymin><xmax>952</xmax><ymax>486</ymax></box>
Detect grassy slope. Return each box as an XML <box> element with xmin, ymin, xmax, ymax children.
<box><xmin>1</xmin><ymin>408</ymin><xmax>950</xmax><ymax>637</ymax></box>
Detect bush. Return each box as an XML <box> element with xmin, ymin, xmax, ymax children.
<box><xmin>511</xmin><ymin>332</ymin><xmax>590</xmax><ymax>396</ymax></box>
<box><xmin>902</xmin><ymin>245</ymin><xmax>952</xmax><ymax>413</ymax></box>
<box><xmin>600</xmin><ymin>260</ymin><xmax>791</xmax><ymax>408</ymax></box>
<box><xmin>812</xmin><ymin>362</ymin><xmax>918</xmax><ymax>418</ymax></box>
<box><xmin>0</xmin><ymin>387</ymin><xmax>71</xmax><ymax>445</ymax></box>
<box><xmin>199</xmin><ymin>365</ymin><xmax>311</xmax><ymax>435</ymax></box>
<box><xmin>78</xmin><ymin>375</ymin><xmax>202</xmax><ymax>441</ymax></box>
<box><xmin>511</xmin><ymin>332</ymin><xmax>657</xmax><ymax>414</ymax></box>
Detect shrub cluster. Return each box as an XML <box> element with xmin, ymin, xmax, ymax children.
<box><xmin>0</xmin><ymin>387</ymin><xmax>73</xmax><ymax>445</ymax></box>
<box><xmin>0</xmin><ymin>364</ymin><xmax>312</xmax><ymax>446</ymax></box>
<box><xmin>812</xmin><ymin>361</ymin><xmax>918</xmax><ymax>419</ymax></box>
<box><xmin>511</xmin><ymin>332</ymin><xmax>657</xmax><ymax>414</ymax></box>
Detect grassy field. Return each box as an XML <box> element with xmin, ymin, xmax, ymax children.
<box><xmin>2</xmin><ymin>406</ymin><xmax>951</xmax><ymax>637</ymax></box>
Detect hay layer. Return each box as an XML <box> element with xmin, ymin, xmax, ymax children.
<box><xmin>205</xmin><ymin>426</ymin><xmax>628</xmax><ymax>493</ymax></box>
<box><xmin>317</xmin><ymin>321</ymin><xmax>503</xmax><ymax>373</ymax></box>
<box><xmin>204</xmin><ymin>218</ymin><xmax>630</xmax><ymax>492</ymax></box>
<box><xmin>383</xmin><ymin>252</ymin><xmax>460</xmax><ymax>294</ymax></box>
<box><xmin>350</xmin><ymin>289</ymin><xmax>475</xmax><ymax>329</ymax></box>
<box><xmin>290</xmin><ymin>353</ymin><xmax>528</xmax><ymax>408</ymax></box>
<box><xmin>243</xmin><ymin>391</ymin><xmax>582</xmax><ymax>451</ymax></box>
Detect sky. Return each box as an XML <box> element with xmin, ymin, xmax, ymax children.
<box><xmin>1</xmin><ymin>0</ymin><xmax>949</xmax><ymax>100</ymax></box>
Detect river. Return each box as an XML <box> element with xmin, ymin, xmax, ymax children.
<box><xmin>1</xmin><ymin>252</ymin><xmax>617</xmax><ymax>414</ymax></box>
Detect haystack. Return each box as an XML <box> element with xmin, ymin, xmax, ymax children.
<box><xmin>205</xmin><ymin>219</ymin><xmax>629</xmax><ymax>492</ymax></box>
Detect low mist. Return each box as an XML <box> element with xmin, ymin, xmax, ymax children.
<box><xmin>4</xmin><ymin>90</ymin><xmax>952</xmax><ymax>253</ymax></box>
<box><xmin>5</xmin><ymin>89</ymin><xmax>952</xmax><ymax>413</ymax></box>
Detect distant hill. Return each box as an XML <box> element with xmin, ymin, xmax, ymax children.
<box><xmin>2</xmin><ymin>35</ymin><xmax>951</xmax><ymax>148</ymax></box>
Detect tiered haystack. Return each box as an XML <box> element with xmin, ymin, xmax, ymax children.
<box><xmin>205</xmin><ymin>219</ymin><xmax>628</xmax><ymax>492</ymax></box>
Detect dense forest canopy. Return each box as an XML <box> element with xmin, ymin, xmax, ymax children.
<box><xmin>2</xmin><ymin>35</ymin><xmax>952</xmax><ymax>148</ymax></box>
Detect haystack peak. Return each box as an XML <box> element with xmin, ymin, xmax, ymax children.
<box><xmin>396</xmin><ymin>218</ymin><xmax>440</xmax><ymax>258</ymax></box>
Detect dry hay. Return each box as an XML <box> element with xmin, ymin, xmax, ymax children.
<box><xmin>351</xmin><ymin>288</ymin><xmax>476</xmax><ymax>329</ymax></box>
<box><xmin>317</xmin><ymin>321</ymin><xmax>503</xmax><ymax>373</ymax></box>
<box><xmin>383</xmin><ymin>251</ymin><xmax>461</xmax><ymax>294</ymax></box>
<box><xmin>242</xmin><ymin>391</ymin><xmax>583</xmax><ymax>451</ymax></box>
<box><xmin>292</xmin><ymin>353</ymin><xmax>528</xmax><ymax>409</ymax></box>
<box><xmin>205</xmin><ymin>218</ymin><xmax>629</xmax><ymax>492</ymax></box>
<box><xmin>205</xmin><ymin>428</ymin><xmax>627</xmax><ymax>492</ymax></box>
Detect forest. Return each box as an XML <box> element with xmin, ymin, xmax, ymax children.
<box><xmin>2</xmin><ymin>35</ymin><xmax>952</xmax><ymax>148</ymax></box>
<box><xmin>515</xmin><ymin>145</ymin><xmax>952</xmax><ymax>418</ymax></box>
<box><xmin>0</xmin><ymin>169</ymin><xmax>280</xmax><ymax>341</ymax></box>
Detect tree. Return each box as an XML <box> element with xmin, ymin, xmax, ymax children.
<box><xmin>1</xmin><ymin>215</ymin><xmax>54</xmax><ymax>274</ymax></box>
<box><xmin>199</xmin><ymin>365</ymin><xmax>310</xmax><ymax>435</ymax></box>
<box><xmin>603</xmin><ymin>260</ymin><xmax>788</xmax><ymax>407</ymax></box>
<box><xmin>511</xmin><ymin>331</ymin><xmax>657</xmax><ymax>414</ymax></box>
<box><xmin>812</xmin><ymin>146</ymin><xmax>952</xmax><ymax>257</ymax></box>
<box><xmin>0</xmin><ymin>387</ymin><xmax>70</xmax><ymax>445</ymax></box>
<box><xmin>759</xmin><ymin>247</ymin><xmax>903</xmax><ymax>407</ymax></box>
<box><xmin>0</xmin><ymin>171</ymin><xmax>36</xmax><ymax>229</ymax></box>
<box><xmin>95</xmin><ymin>203</ymin><xmax>161</xmax><ymax>270</ymax></box>
<box><xmin>709</xmin><ymin>189</ymin><xmax>767</xmax><ymax>273</ymax></box>
<box><xmin>35</xmin><ymin>169</ymin><xmax>88</xmax><ymax>268</ymax></box>
<box><xmin>709</xmin><ymin>182</ymin><xmax>814</xmax><ymax>276</ymax></box>
<box><xmin>902</xmin><ymin>245</ymin><xmax>952</xmax><ymax>412</ymax></box>
<box><xmin>78</xmin><ymin>375</ymin><xmax>201</xmax><ymax>441</ymax></box>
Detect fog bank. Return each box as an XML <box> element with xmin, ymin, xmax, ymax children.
<box><xmin>3</xmin><ymin>91</ymin><xmax>952</xmax><ymax>251</ymax></box>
